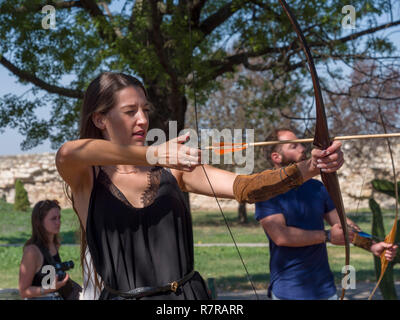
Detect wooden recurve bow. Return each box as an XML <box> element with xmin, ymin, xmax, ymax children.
<box><xmin>277</xmin><ymin>0</ymin><xmax>350</xmax><ymax>300</ymax></box>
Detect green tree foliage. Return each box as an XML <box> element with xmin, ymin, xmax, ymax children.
<box><xmin>0</xmin><ymin>0</ymin><xmax>399</xmax><ymax>150</ymax></box>
<box><xmin>13</xmin><ymin>179</ymin><xmax>30</xmax><ymax>212</ymax></box>
<box><xmin>369</xmin><ymin>179</ymin><xmax>400</xmax><ymax>300</ymax></box>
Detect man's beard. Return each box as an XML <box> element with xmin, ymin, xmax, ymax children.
<box><xmin>280</xmin><ymin>153</ymin><xmax>306</xmax><ymax>166</ymax></box>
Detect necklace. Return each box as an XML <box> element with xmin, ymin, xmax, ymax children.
<box><xmin>110</xmin><ymin>165</ymin><xmax>139</xmax><ymax>174</ymax></box>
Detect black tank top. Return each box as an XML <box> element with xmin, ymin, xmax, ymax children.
<box><xmin>31</xmin><ymin>245</ymin><xmax>61</xmax><ymax>287</ymax></box>
<box><xmin>86</xmin><ymin>166</ymin><xmax>210</xmax><ymax>300</ymax></box>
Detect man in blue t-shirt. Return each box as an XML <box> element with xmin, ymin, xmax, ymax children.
<box><xmin>256</xmin><ymin>129</ymin><xmax>398</xmax><ymax>300</ymax></box>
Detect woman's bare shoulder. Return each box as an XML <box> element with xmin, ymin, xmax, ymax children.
<box><xmin>22</xmin><ymin>244</ymin><xmax>43</xmax><ymax>263</ymax></box>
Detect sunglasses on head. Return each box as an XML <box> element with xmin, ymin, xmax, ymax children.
<box><xmin>38</xmin><ymin>199</ymin><xmax>60</xmax><ymax>208</ymax></box>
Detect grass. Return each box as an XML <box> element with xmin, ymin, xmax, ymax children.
<box><xmin>0</xmin><ymin>245</ymin><xmax>384</xmax><ymax>293</ymax></box>
<box><xmin>0</xmin><ymin>246</ymin><xmax>82</xmax><ymax>289</ymax></box>
<box><xmin>191</xmin><ymin>209</ymin><xmax>400</xmax><ymax>292</ymax></box>
<box><xmin>0</xmin><ymin>199</ymin><xmax>399</xmax><ymax>293</ymax></box>
<box><xmin>0</xmin><ymin>201</ymin><xmax>80</xmax><ymax>245</ymax></box>
<box><xmin>191</xmin><ymin>209</ymin><xmax>398</xmax><ymax>244</ymax></box>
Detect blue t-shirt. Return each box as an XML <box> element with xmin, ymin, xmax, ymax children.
<box><xmin>255</xmin><ymin>179</ymin><xmax>337</xmax><ymax>300</ymax></box>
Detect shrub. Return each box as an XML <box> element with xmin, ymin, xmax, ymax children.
<box><xmin>14</xmin><ymin>179</ymin><xmax>30</xmax><ymax>212</ymax></box>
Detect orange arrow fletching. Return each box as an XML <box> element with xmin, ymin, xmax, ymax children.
<box><xmin>211</xmin><ymin>142</ymin><xmax>247</xmax><ymax>155</ymax></box>
<box><xmin>214</xmin><ymin>146</ymin><xmax>247</xmax><ymax>155</ymax></box>
<box><xmin>211</xmin><ymin>142</ymin><xmax>246</xmax><ymax>147</ymax></box>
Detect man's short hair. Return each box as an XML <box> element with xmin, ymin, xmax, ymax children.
<box><xmin>263</xmin><ymin>128</ymin><xmax>296</xmax><ymax>166</ymax></box>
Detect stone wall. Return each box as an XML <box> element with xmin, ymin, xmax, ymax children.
<box><xmin>0</xmin><ymin>140</ymin><xmax>399</xmax><ymax>212</ymax></box>
<box><xmin>0</xmin><ymin>153</ymin><xmax>70</xmax><ymax>208</ymax></box>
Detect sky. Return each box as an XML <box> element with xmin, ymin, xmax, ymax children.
<box><xmin>0</xmin><ymin>0</ymin><xmax>126</xmax><ymax>156</ymax></box>
<box><xmin>0</xmin><ymin>70</ymin><xmax>54</xmax><ymax>156</ymax></box>
<box><xmin>0</xmin><ymin>3</ymin><xmax>399</xmax><ymax>156</ymax></box>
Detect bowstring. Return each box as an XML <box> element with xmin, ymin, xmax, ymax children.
<box><xmin>187</xmin><ymin>5</ymin><xmax>259</xmax><ymax>300</ymax></box>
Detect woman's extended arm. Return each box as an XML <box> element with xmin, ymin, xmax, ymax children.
<box><xmin>176</xmin><ymin>141</ymin><xmax>344</xmax><ymax>200</ymax></box>
<box><xmin>56</xmin><ymin>139</ymin><xmax>150</xmax><ymax>191</ymax></box>
<box><xmin>175</xmin><ymin>160</ymin><xmax>309</xmax><ymax>200</ymax></box>
<box><xmin>56</xmin><ymin>134</ymin><xmax>201</xmax><ymax>191</ymax></box>
<box><xmin>175</xmin><ymin>164</ymin><xmax>237</xmax><ymax>199</ymax></box>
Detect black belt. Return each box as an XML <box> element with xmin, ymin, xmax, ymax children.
<box><xmin>104</xmin><ymin>270</ymin><xmax>196</xmax><ymax>299</ymax></box>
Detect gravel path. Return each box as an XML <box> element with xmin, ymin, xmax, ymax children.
<box><xmin>2</xmin><ymin>282</ymin><xmax>399</xmax><ymax>300</ymax></box>
<box><xmin>217</xmin><ymin>282</ymin><xmax>400</xmax><ymax>300</ymax></box>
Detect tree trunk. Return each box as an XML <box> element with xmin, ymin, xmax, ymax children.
<box><xmin>238</xmin><ymin>202</ymin><xmax>247</xmax><ymax>224</ymax></box>
<box><xmin>146</xmin><ymin>81</ymin><xmax>187</xmax><ymax>137</ymax></box>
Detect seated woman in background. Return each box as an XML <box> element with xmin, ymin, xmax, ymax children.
<box><xmin>18</xmin><ymin>200</ymin><xmax>69</xmax><ymax>300</ymax></box>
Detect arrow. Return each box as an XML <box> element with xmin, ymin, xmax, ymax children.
<box><xmin>352</xmin><ymin>230</ymin><xmax>400</xmax><ymax>247</ymax></box>
<box><xmin>204</xmin><ymin>133</ymin><xmax>400</xmax><ymax>155</ymax></box>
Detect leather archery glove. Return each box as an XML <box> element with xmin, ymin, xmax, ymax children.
<box><xmin>352</xmin><ymin>232</ymin><xmax>373</xmax><ymax>251</ymax></box>
<box><xmin>233</xmin><ymin>163</ymin><xmax>303</xmax><ymax>204</ymax></box>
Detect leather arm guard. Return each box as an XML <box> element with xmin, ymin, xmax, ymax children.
<box><xmin>352</xmin><ymin>232</ymin><xmax>373</xmax><ymax>251</ymax></box>
<box><xmin>233</xmin><ymin>163</ymin><xmax>303</xmax><ymax>204</ymax></box>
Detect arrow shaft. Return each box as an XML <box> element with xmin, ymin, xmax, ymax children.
<box><xmin>204</xmin><ymin>133</ymin><xmax>400</xmax><ymax>150</ymax></box>
<box><xmin>356</xmin><ymin>231</ymin><xmax>400</xmax><ymax>246</ymax></box>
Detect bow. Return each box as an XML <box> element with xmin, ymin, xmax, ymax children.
<box><xmin>368</xmin><ymin>107</ymin><xmax>399</xmax><ymax>300</ymax></box>
<box><xmin>277</xmin><ymin>0</ymin><xmax>350</xmax><ymax>300</ymax></box>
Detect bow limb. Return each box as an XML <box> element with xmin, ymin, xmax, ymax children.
<box><xmin>368</xmin><ymin>107</ymin><xmax>399</xmax><ymax>300</ymax></box>
<box><xmin>278</xmin><ymin>0</ymin><xmax>350</xmax><ymax>300</ymax></box>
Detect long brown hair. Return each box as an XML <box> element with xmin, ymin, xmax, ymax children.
<box><xmin>67</xmin><ymin>72</ymin><xmax>149</xmax><ymax>297</ymax></box>
<box><xmin>24</xmin><ymin>200</ymin><xmax>61</xmax><ymax>250</ymax></box>
<box><xmin>79</xmin><ymin>72</ymin><xmax>149</xmax><ymax>139</ymax></box>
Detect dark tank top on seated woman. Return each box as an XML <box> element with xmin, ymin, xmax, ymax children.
<box><xmin>86</xmin><ymin>166</ymin><xmax>211</xmax><ymax>300</ymax></box>
<box><xmin>31</xmin><ymin>245</ymin><xmax>61</xmax><ymax>287</ymax></box>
